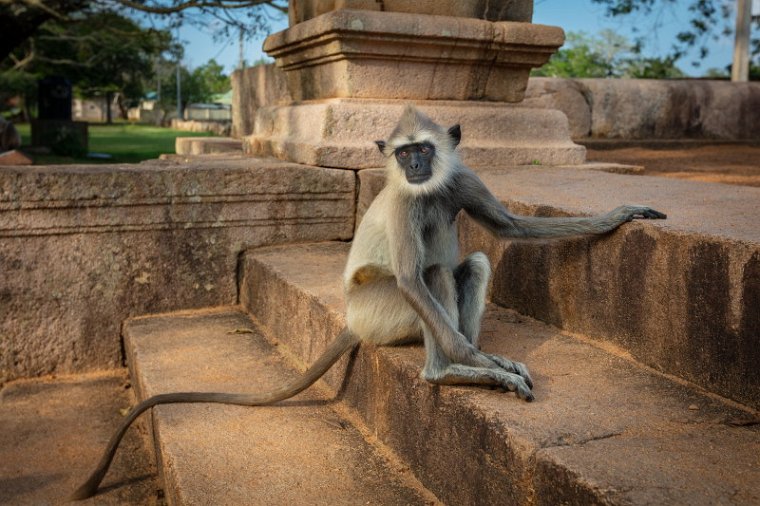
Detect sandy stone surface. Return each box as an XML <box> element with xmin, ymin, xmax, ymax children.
<box><xmin>0</xmin><ymin>370</ymin><xmax>162</xmax><ymax>505</ymax></box>
<box><xmin>586</xmin><ymin>142</ymin><xmax>760</xmax><ymax>187</ymax></box>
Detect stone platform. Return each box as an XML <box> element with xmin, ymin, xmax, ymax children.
<box><xmin>247</xmin><ymin>99</ymin><xmax>586</xmax><ymax>168</ymax></box>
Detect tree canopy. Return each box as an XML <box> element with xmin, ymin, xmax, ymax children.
<box><xmin>532</xmin><ymin>30</ymin><xmax>685</xmax><ymax>78</ymax></box>
<box><xmin>1</xmin><ymin>9</ymin><xmax>175</xmax><ymax>119</ymax></box>
<box><xmin>0</xmin><ymin>0</ymin><xmax>286</xmax><ymax>63</ymax></box>
<box><xmin>590</xmin><ymin>0</ymin><xmax>759</xmax><ymax>68</ymax></box>
<box><xmin>1</xmin><ymin>1</ymin><xmax>277</xmax><ymax>120</ymax></box>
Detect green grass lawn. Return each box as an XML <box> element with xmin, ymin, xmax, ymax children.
<box><xmin>15</xmin><ymin>122</ymin><xmax>213</xmax><ymax>164</ymax></box>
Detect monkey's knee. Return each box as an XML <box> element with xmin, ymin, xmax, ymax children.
<box><xmin>455</xmin><ymin>252</ymin><xmax>491</xmax><ymax>286</ymax></box>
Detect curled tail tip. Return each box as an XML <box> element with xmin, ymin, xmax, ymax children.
<box><xmin>69</xmin><ymin>481</ymin><xmax>98</xmax><ymax>501</ymax></box>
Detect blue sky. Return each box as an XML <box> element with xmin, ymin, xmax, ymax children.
<box><xmin>177</xmin><ymin>0</ymin><xmax>757</xmax><ymax>76</ymax></box>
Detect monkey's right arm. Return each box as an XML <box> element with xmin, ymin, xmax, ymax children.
<box><xmin>457</xmin><ymin>169</ymin><xmax>666</xmax><ymax>239</ymax></box>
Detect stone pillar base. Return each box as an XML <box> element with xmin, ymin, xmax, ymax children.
<box><xmin>265</xmin><ymin>9</ymin><xmax>564</xmax><ymax>103</ymax></box>
<box><xmin>245</xmin><ymin>99</ymin><xmax>586</xmax><ymax>169</ymax></box>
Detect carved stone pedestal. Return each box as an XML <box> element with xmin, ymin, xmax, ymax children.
<box><xmin>246</xmin><ymin>3</ymin><xmax>586</xmax><ymax>168</ymax></box>
<box><xmin>265</xmin><ymin>9</ymin><xmax>563</xmax><ymax>102</ymax></box>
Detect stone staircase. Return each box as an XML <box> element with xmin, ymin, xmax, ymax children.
<box><xmin>117</xmin><ymin>166</ymin><xmax>760</xmax><ymax>505</ymax></box>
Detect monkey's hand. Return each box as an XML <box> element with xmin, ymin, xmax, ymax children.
<box><xmin>484</xmin><ymin>353</ymin><xmax>534</xmax><ymax>389</ymax></box>
<box><xmin>614</xmin><ymin>205</ymin><xmax>667</xmax><ymax>222</ymax></box>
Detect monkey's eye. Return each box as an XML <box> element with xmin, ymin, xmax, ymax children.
<box><xmin>420</xmin><ymin>145</ymin><xmax>430</xmax><ymax>154</ymax></box>
<box><xmin>398</xmin><ymin>150</ymin><xmax>409</xmax><ymax>158</ymax></box>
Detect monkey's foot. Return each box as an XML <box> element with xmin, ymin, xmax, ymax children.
<box><xmin>484</xmin><ymin>353</ymin><xmax>534</xmax><ymax>389</ymax></box>
<box><xmin>424</xmin><ymin>364</ymin><xmax>534</xmax><ymax>401</ymax></box>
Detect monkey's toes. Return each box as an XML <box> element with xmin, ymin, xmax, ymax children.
<box><xmin>513</xmin><ymin>361</ymin><xmax>534</xmax><ymax>389</ymax></box>
<box><xmin>515</xmin><ymin>383</ymin><xmax>534</xmax><ymax>402</ymax></box>
<box><xmin>644</xmin><ymin>209</ymin><xmax>667</xmax><ymax>219</ymax></box>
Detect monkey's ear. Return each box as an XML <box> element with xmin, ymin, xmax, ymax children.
<box><xmin>447</xmin><ymin>124</ymin><xmax>461</xmax><ymax>147</ymax></box>
<box><xmin>374</xmin><ymin>140</ymin><xmax>386</xmax><ymax>154</ymax></box>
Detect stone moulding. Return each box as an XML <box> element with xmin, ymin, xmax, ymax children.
<box><xmin>246</xmin><ymin>99</ymin><xmax>586</xmax><ymax>168</ymax></box>
<box><xmin>264</xmin><ymin>9</ymin><xmax>564</xmax><ymax>102</ymax></box>
<box><xmin>0</xmin><ymin>159</ymin><xmax>353</xmax><ymax>238</ymax></box>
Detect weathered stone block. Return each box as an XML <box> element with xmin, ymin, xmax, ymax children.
<box><xmin>0</xmin><ymin>156</ymin><xmax>355</xmax><ymax>382</ymax></box>
<box><xmin>524</xmin><ymin>77</ymin><xmax>592</xmax><ymax>138</ymax></box>
<box><xmin>289</xmin><ymin>0</ymin><xmax>534</xmax><ymax>25</ymax></box>
<box><xmin>0</xmin><ymin>150</ymin><xmax>33</xmax><ymax>166</ymax></box>
<box><xmin>231</xmin><ymin>64</ymin><xmax>292</xmax><ymax>138</ymax></box>
<box><xmin>247</xmin><ymin>99</ymin><xmax>585</xmax><ymax>168</ymax></box>
<box><xmin>175</xmin><ymin>137</ymin><xmax>242</xmax><ymax>155</ymax></box>
<box><xmin>265</xmin><ymin>9</ymin><xmax>564</xmax><ymax>102</ymax></box>
<box><xmin>525</xmin><ymin>77</ymin><xmax>760</xmax><ymax>140</ymax></box>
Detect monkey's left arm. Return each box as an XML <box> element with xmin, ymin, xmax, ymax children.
<box><xmin>457</xmin><ymin>169</ymin><xmax>666</xmax><ymax>239</ymax></box>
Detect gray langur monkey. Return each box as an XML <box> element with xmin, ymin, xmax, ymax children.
<box><xmin>71</xmin><ymin>106</ymin><xmax>666</xmax><ymax>500</ymax></box>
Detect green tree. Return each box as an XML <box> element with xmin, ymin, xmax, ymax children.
<box><xmin>590</xmin><ymin>0</ymin><xmax>760</xmax><ymax>68</ymax></box>
<box><xmin>191</xmin><ymin>59</ymin><xmax>231</xmax><ymax>97</ymax></box>
<box><xmin>1</xmin><ymin>10</ymin><xmax>173</xmax><ymax>121</ymax></box>
<box><xmin>0</xmin><ymin>1</ymin><xmax>287</xmax><ymax>63</ymax></box>
<box><xmin>622</xmin><ymin>56</ymin><xmax>686</xmax><ymax>78</ymax></box>
<box><xmin>533</xmin><ymin>30</ymin><xmax>685</xmax><ymax>79</ymax></box>
<box><xmin>154</xmin><ymin>58</ymin><xmax>231</xmax><ymax>120</ymax></box>
<box><xmin>533</xmin><ymin>30</ymin><xmax>630</xmax><ymax>77</ymax></box>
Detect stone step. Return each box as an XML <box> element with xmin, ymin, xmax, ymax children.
<box><xmin>175</xmin><ymin>137</ymin><xmax>242</xmax><ymax>155</ymax></box>
<box><xmin>240</xmin><ymin>241</ymin><xmax>760</xmax><ymax>506</ymax></box>
<box><xmin>123</xmin><ymin>307</ymin><xmax>436</xmax><ymax>506</ymax></box>
<box><xmin>355</xmin><ymin>166</ymin><xmax>760</xmax><ymax>411</ymax></box>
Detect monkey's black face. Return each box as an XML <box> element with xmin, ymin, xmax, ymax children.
<box><xmin>394</xmin><ymin>142</ymin><xmax>435</xmax><ymax>184</ymax></box>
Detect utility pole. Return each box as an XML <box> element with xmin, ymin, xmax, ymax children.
<box><xmin>239</xmin><ymin>26</ymin><xmax>245</xmax><ymax>70</ymax></box>
<box><xmin>731</xmin><ymin>0</ymin><xmax>752</xmax><ymax>82</ymax></box>
<box><xmin>176</xmin><ymin>26</ymin><xmax>182</xmax><ymax>120</ymax></box>
<box><xmin>156</xmin><ymin>55</ymin><xmax>161</xmax><ymax>104</ymax></box>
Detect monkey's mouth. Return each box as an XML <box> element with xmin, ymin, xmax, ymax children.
<box><xmin>406</xmin><ymin>173</ymin><xmax>432</xmax><ymax>184</ymax></box>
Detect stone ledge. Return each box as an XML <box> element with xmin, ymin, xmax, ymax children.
<box><xmin>241</xmin><ymin>241</ymin><xmax>760</xmax><ymax>505</ymax></box>
<box><xmin>247</xmin><ymin>99</ymin><xmax>585</xmax><ymax>168</ymax></box>
<box><xmin>175</xmin><ymin>136</ymin><xmax>241</xmax><ymax>155</ymax></box>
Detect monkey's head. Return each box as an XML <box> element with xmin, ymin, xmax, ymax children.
<box><xmin>375</xmin><ymin>106</ymin><xmax>461</xmax><ymax>194</ymax></box>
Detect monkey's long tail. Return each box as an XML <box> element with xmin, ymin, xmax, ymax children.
<box><xmin>70</xmin><ymin>327</ymin><xmax>358</xmax><ymax>501</ymax></box>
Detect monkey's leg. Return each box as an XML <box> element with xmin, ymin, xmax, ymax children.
<box><xmin>453</xmin><ymin>253</ymin><xmax>533</xmax><ymax>388</ymax></box>
<box><xmin>420</xmin><ymin>264</ymin><xmax>533</xmax><ymax>401</ymax></box>
<box><xmin>454</xmin><ymin>252</ymin><xmax>490</xmax><ymax>347</ymax></box>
